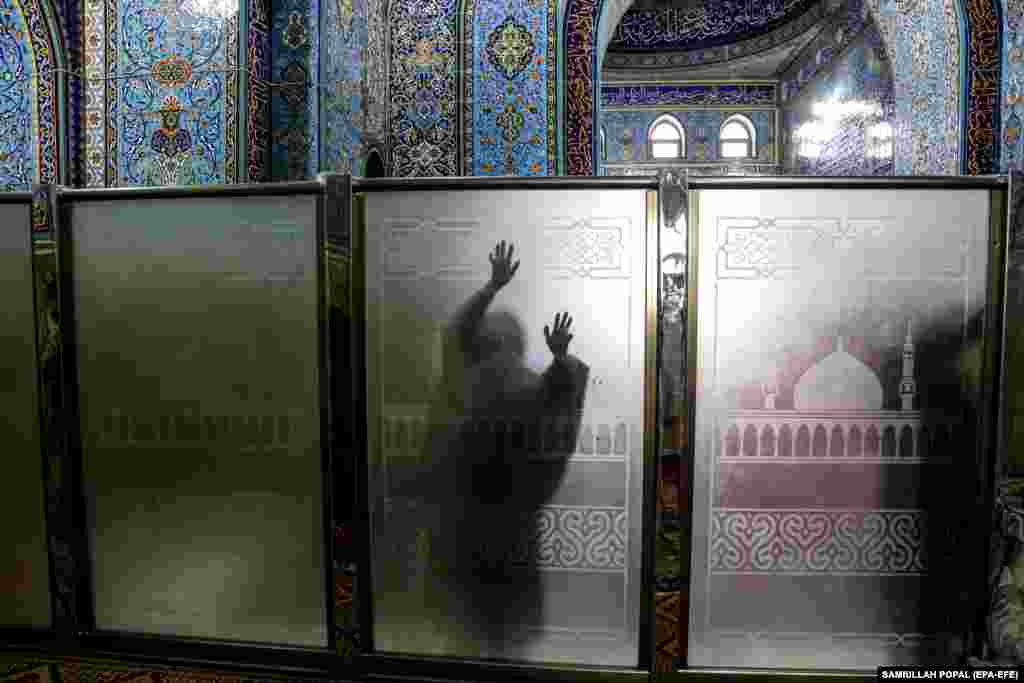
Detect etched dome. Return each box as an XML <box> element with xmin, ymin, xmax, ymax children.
<box><xmin>793</xmin><ymin>338</ymin><xmax>883</xmax><ymax>411</ymax></box>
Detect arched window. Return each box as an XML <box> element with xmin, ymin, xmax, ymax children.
<box><xmin>648</xmin><ymin>115</ymin><xmax>684</xmax><ymax>160</ymax></box>
<box><xmin>600</xmin><ymin>127</ymin><xmax>607</xmax><ymax>161</ymax></box>
<box><xmin>720</xmin><ymin>114</ymin><xmax>755</xmax><ymax>159</ymax></box>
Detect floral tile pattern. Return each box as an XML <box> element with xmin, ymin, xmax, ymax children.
<box><xmin>388</xmin><ymin>0</ymin><xmax>458</xmax><ymax>177</ymax></box>
<box><xmin>462</xmin><ymin>0</ymin><xmax>557</xmax><ymax>176</ymax></box>
<box><xmin>0</xmin><ymin>0</ymin><xmax>59</xmax><ymax>190</ymax></box>
<box><xmin>1002</xmin><ymin>0</ymin><xmax>1024</xmax><ymax>171</ymax></box>
<box><xmin>319</xmin><ymin>0</ymin><xmax>369</xmax><ymax>175</ymax></box>
<box><xmin>82</xmin><ymin>0</ymin><xmax>239</xmax><ymax>186</ymax></box>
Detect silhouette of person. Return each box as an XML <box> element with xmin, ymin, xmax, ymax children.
<box><xmin>412</xmin><ymin>240</ymin><xmax>591</xmax><ymax>660</ymax></box>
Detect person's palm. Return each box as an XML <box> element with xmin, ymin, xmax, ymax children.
<box><xmin>545</xmin><ymin>312</ymin><xmax>573</xmax><ymax>360</ymax></box>
<box><xmin>488</xmin><ymin>241</ymin><xmax>520</xmax><ymax>290</ymax></box>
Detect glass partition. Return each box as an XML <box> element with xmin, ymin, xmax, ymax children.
<box><xmin>360</xmin><ymin>184</ymin><xmax>655</xmax><ymax>666</ymax></box>
<box><xmin>687</xmin><ymin>186</ymin><xmax>1000</xmax><ymax>669</ymax></box>
<box><xmin>71</xmin><ymin>192</ymin><xmax>328</xmax><ymax>647</ymax></box>
<box><xmin>0</xmin><ymin>197</ymin><xmax>52</xmax><ymax>628</ymax></box>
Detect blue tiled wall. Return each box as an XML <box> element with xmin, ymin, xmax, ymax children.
<box><xmin>601</xmin><ymin>109</ymin><xmax>775</xmax><ymax>163</ymax></box>
<box><xmin>781</xmin><ymin>25</ymin><xmax>895</xmax><ymax>176</ymax></box>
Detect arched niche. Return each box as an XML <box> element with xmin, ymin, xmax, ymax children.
<box><xmin>563</xmin><ymin>0</ymin><xmax>1000</xmax><ymax>176</ymax></box>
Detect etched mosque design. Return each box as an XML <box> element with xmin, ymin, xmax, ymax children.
<box><xmin>717</xmin><ymin>319</ymin><xmax>946</xmax><ymax>462</ymax></box>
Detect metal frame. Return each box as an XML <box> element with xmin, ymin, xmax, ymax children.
<box><xmin>0</xmin><ymin>174</ymin><xmax>1014</xmax><ymax>683</ymax></box>
<box><xmin>0</xmin><ymin>191</ymin><xmax>57</xmax><ymax>644</ymax></box>
<box><xmin>33</xmin><ymin>178</ymin><xmax>340</xmax><ymax>668</ymax></box>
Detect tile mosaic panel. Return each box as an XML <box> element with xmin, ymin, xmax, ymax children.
<box><xmin>0</xmin><ymin>0</ymin><xmax>59</xmax><ymax>190</ymax></box>
<box><xmin>463</xmin><ymin>0</ymin><xmax>556</xmax><ymax>176</ymax></box>
<box><xmin>82</xmin><ymin>0</ymin><xmax>239</xmax><ymax>186</ymax></box>
<box><xmin>601</xmin><ymin>109</ymin><xmax>775</xmax><ymax>164</ymax></box>
<box><xmin>607</xmin><ymin>0</ymin><xmax>817</xmax><ymax>51</ymax></box>
<box><xmin>319</xmin><ymin>0</ymin><xmax>369</xmax><ymax>175</ymax></box>
<box><xmin>1002</xmin><ymin>0</ymin><xmax>1024</xmax><ymax>171</ymax></box>
<box><xmin>270</xmin><ymin>0</ymin><xmax>317</xmax><ymax>180</ymax></box>
<box><xmin>601</xmin><ymin>84</ymin><xmax>776</xmax><ymax>108</ymax></box>
<box><xmin>362</xmin><ymin>0</ymin><xmax>386</xmax><ymax>139</ymax></box>
<box><xmin>245</xmin><ymin>0</ymin><xmax>270</xmax><ymax>182</ymax></box>
<box><xmin>959</xmin><ymin>0</ymin><xmax>1001</xmax><ymax>175</ymax></box>
<box><xmin>782</xmin><ymin>28</ymin><xmax>896</xmax><ymax>176</ymax></box>
<box><xmin>83</xmin><ymin>0</ymin><xmax>106</xmax><ymax>186</ymax></box>
<box><xmin>60</xmin><ymin>0</ymin><xmax>83</xmax><ymax>186</ymax></box>
<box><xmin>0</xmin><ymin>5</ymin><xmax>38</xmax><ymax>191</ymax></box>
<box><xmin>388</xmin><ymin>0</ymin><xmax>458</xmax><ymax>177</ymax></box>
<box><xmin>563</xmin><ymin>0</ymin><xmax>598</xmax><ymax>176</ymax></box>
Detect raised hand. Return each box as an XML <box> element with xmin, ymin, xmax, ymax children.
<box><xmin>488</xmin><ymin>240</ymin><xmax>520</xmax><ymax>291</ymax></box>
<box><xmin>544</xmin><ymin>312</ymin><xmax>574</xmax><ymax>360</ymax></box>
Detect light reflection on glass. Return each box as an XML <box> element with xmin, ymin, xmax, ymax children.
<box><xmin>795</xmin><ymin>99</ymin><xmax>888</xmax><ymax>161</ymax></box>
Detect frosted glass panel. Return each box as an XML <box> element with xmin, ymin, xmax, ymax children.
<box><xmin>364</xmin><ymin>188</ymin><xmax>649</xmax><ymax>666</ymax></box>
<box><xmin>75</xmin><ymin>195</ymin><xmax>326</xmax><ymax>647</ymax></box>
<box><xmin>0</xmin><ymin>203</ymin><xmax>51</xmax><ymax>628</ymax></box>
<box><xmin>688</xmin><ymin>188</ymin><xmax>993</xmax><ymax>669</ymax></box>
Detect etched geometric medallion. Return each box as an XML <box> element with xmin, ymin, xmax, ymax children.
<box><xmin>485</xmin><ymin>17</ymin><xmax>534</xmax><ymax>80</ymax></box>
<box><xmin>150</xmin><ymin>54</ymin><xmax>193</xmax><ymax>88</ymax></box>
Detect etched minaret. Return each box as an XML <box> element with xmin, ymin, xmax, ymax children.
<box><xmin>899</xmin><ymin>318</ymin><xmax>917</xmax><ymax>411</ymax></box>
<box><xmin>763</xmin><ymin>380</ymin><xmax>778</xmax><ymax>410</ymax></box>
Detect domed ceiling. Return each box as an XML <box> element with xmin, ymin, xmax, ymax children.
<box><xmin>603</xmin><ymin>0</ymin><xmax>829</xmax><ymax>80</ymax></box>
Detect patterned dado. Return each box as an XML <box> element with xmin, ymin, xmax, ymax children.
<box><xmin>0</xmin><ymin>0</ymin><xmax>61</xmax><ymax>190</ymax></box>
<box><xmin>463</xmin><ymin>0</ymin><xmax>557</xmax><ymax>176</ymax></box>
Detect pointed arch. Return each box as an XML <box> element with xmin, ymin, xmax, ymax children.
<box><xmin>565</xmin><ymin>0</ymin><xmax>1001</xmax><ymax>176</ymax></box>
<box><xmin>742</xmin><ymin>424</ymin><xmax>757</xmax><ymax>457</ymax></box>
<box><xmin>778</xmin><ymin>424</ymin><xmax>793</xmax><ymax>457</ymax></box>
<box><xmin>648</xmin><ymin>113</ymin><xmax>685</xmax><ymax>160</ymax></box>
<box><xmin>364</xmin><ymin>147</ymin><xmax>386</xmax><ymax>177</ymax></box>
<box><xmin>720</xmin><ymin>114</ymin><xmax>755</xmax><ymax>159</ymax></box>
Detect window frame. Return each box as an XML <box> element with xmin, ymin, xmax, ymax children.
<box><xmin>647</xmin><ymin>114</ymin><xmax>685</xmax><ymax>161</ymax></box>
<box><xmin>719</xmin><ymin>114</ymin><xmax>756</xmax><ymax>160</ymax></box>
